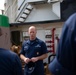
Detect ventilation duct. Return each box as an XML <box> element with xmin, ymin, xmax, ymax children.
<box><xmin>26</xmin><ymin>0</ymin><xmax>47</xmax><ymax>4</ymax></box>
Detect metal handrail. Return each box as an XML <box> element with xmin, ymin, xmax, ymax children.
<box><xmin>18</xmin><ymin>0</ymin><xmax>26</xmax><ymax>10</ymax></box>
<box><xmin>4</xmin><ymin>6</ymin><xmax>10</xmax><ymax>14</ymax></box>
<box><xmin>15</xmin><ymin>3</ymin><xmax>28</xmax><ymax>22</ymax></box>
<box><xmin>12</xmin><ymin>2</ymin><xmax>17</xmax><ymax>22</ymax></box>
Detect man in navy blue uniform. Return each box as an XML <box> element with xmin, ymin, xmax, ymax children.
<box><xmin>20</xmin><ymin>26</ymin><xmax>48</xmax><ymax>75</ymax></box>
<box><xmin>49</xmin><ymin>13</ymin><xmax>76</xmax><ymax>75</ymax></box>
<box><xmin>0</xmin><ymin>29</ymin><xmax>23</xmax><ymax>75</ymax></box>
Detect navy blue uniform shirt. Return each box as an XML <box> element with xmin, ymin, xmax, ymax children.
<box><xmin>20</xmin><ymin>38</ymin><xmax>48</xmax><ymax>75</ymax></box>
<box><xmin>0</xmin><ymin>48</ymin><xmax>23</xmax><ymax>75</ymax></box>
<box><xmin>49</xmin><ymin>13</ymin><xmax>76</xmax><ymax>75</ymax></box>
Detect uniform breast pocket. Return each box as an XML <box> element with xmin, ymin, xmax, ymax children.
<box><xmin>34</xmin><ymin>46</ymin><xmax>41</xmax><ymax>56</ymax></box>
<box><xmin>24</xmin><ymin>46</ymin><xmax>29</xmax><ymax>52</ymax></box>
<box><xmin>24</xmin><ymin>45</ymin><xmax>30</xmax><ymax>57</ymax></box>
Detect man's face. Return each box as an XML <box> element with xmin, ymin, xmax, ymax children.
<box><xmin>28</xmin><ymin>27</ymin><xmax>37</xmax><ymax>40</ymax></box>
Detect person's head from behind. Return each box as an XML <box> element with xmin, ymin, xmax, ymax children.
<box><xmin>28</xmin><ymin>26</ymin><xmax>37</xmax><ymax>40</ymax></box>
<box><xmin>0</xmin><ymin>27</ymin><xmax>10</xmax><ymax>49</ymax></box>
<box><xmin>10</xmin><ymin>45</ymin><xmax>20</xmax><ymax>55</ymax></box>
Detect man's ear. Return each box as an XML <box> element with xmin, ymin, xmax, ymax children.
<box><xmin>0</xmin><ymin>28</ymin><xmax>2</xmax><ymax>36</ymax></box>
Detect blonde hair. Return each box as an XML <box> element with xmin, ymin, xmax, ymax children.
<box><xmin>10</xmin><ymin>45</ymin><xmax>21</xmax><ymax>55</ymax></box>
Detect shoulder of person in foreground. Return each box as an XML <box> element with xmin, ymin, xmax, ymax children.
<box><xmin>64</xmin><ymin>13</ymin><xmax>76</xmax><ymax>28</ymax></box>
<box><xmin>48</xmin><ymin>13</ymin><xmax>76</xmax><ymax>75</ymax></box>
<box><xmin>7</xmin><ymin>49</ymin><xmax>23</xmax><ymax>75</ymax></box>
<box><xmin>58</xmin><ymin>13</ymin><xmax>76</xmax><ymax>42</ymax></box>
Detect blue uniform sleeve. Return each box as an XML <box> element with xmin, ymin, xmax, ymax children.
<box><xmin>20</xmin><ymin>41</ymin><xmax>25</xmax><ymax>55</ymax></box>
<box><xmin>41</xmin><ymin>41</ymin><xmax>48</xmax><ymax>54</ymax></box>
<box><xmin>13</xmin><ymin>55</ymin><xmax>23</xmax><ymax>75</ymax></box>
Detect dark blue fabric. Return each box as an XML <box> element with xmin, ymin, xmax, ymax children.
<box><xmin>20</xmin><ymin>38</ymin><xmax>48</xmax><ymax>75</ymax></box>
<box><xmin>0</xmin><ymin>48</ymin><xmax>23</xmax><ymax>75</ymax></box>
<box><xmin>64</xmin><ymin>0</ymin><xmax>76</xmax><ymax>2</ymax></box>
<box><xmin>49</xmin><ymin>57</ymin><xmax>76</xmax><ymax>75</ymax></box>
<box><xmin>49</xmin><ymin>13</ymin><xmax>76</xmax><ymax>75</ymax></box>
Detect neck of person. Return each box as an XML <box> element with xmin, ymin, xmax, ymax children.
<box><xmin>30</xmin><ymin>37</ymin><xmax>36</xmax><ymax>41</ymax></box>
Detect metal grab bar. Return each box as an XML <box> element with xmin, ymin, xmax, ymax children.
<box><xmin>48</xmin><ymin>54</ymin><xmax>56</xmax><ymax>64</ymax></box>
